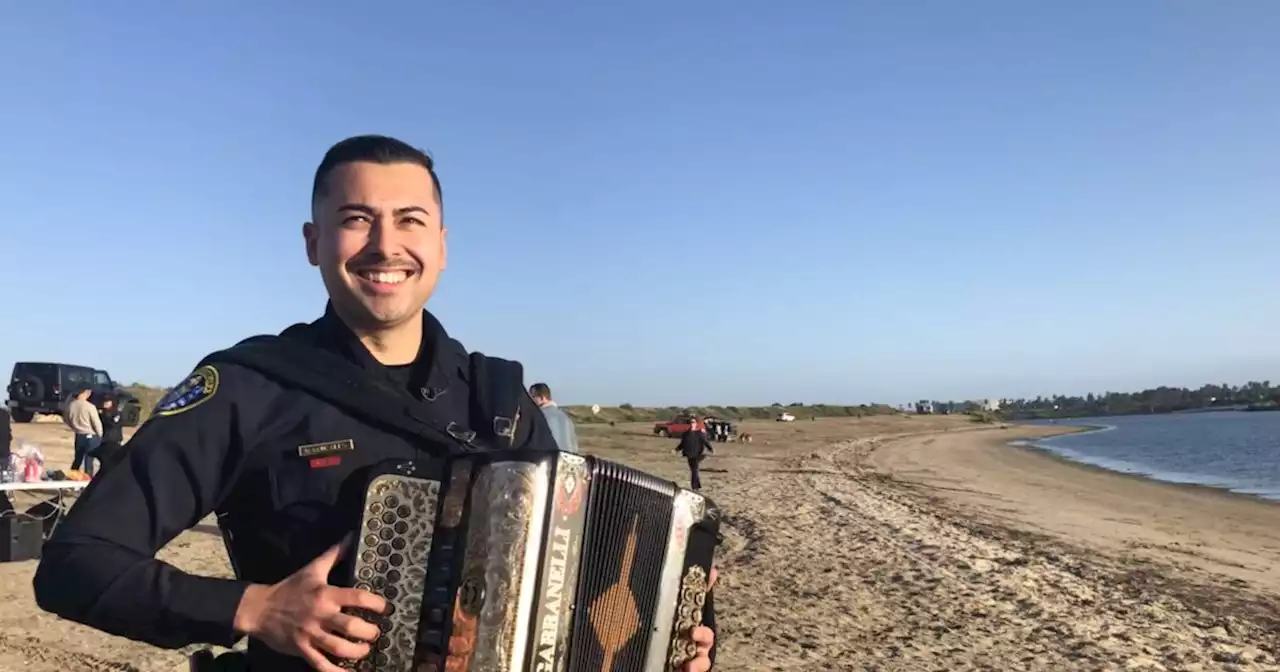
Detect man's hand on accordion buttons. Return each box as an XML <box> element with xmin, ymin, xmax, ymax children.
<box><xmin>683</xmin><ymin>567</ymin><xmax>718</xmax><ymax>672</ymax></box>
<box><xmin>233</xmin><ymin>542</ymin><xmax>388</xmax><ymax>672</ymax></box>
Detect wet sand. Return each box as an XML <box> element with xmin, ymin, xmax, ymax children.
<box><xmin>2</xmin><ymin>415</ymin><xmax>1279</xmax><ymax>670</ymax></box>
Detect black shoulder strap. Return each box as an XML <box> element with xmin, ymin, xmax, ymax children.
<box><xmin>202</xmin><ymin>336</ymin><xmax>475</xmax><ymax>455</ymax></box>
<box><xmin>467</xmin><ymin>352</ymin><xmax>526</xmax><ymax>448</ymax></box>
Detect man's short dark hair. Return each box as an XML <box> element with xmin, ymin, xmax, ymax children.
<box><xmin>311</xmin><ymin>135</ymin><xmax>443</xmax><ymax>206</ymax></box>
<box><xmin>529</xmin><ymin>383</ymin><xmax>552</xmax><ymax>400</ymax></box>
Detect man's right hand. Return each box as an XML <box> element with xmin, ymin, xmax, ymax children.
<box><xmin>232</xmin><ymin>543</ymin><xmax>387</xmax><ymax>672</ymax></box>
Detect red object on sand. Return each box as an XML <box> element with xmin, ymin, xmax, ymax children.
<box><xmin>23</xmin><ymin>458</ymin><xmax>41</xmax><ymax>483</ymax></box>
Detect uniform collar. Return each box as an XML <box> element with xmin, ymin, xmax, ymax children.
<box><xmin>314</xmin><ymin>302</ymin><xmax>460</xmax><ymax>396</ymax></box>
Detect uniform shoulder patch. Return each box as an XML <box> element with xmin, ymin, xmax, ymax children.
<box><xmin>154</xmin><ymin>365</ymin><xmax>221</xmax><ymax>417</ymax></box>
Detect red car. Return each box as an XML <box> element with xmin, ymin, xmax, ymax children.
<box><xmin>653</xmin><ymin>414</ymin><xmax>696</xmax><ymax>437</ymax></box>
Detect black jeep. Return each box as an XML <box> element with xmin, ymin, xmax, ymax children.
<box><xmin>5</xmin><ymin>362</ymin><xmax>141</xmax><ymax>426</ymax></box>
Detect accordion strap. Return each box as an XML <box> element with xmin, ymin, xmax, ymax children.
<box><xmin>202</xmin><ymin>337</ymin><xmax>478</xmax><ymax>455</ymax></box>
<box><xmin>466</xmin><ymin>351</ymin><xmax>525</xmax><ymax>449</ymax></box>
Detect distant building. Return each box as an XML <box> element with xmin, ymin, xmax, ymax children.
<box><xmin>981</xmin><ymin>398</ymin><xmax>1000</xmax><ymax>411</ymax></box>
<box><xmin>915</xmin><ymin>400</ymin><xmax>935</xmax><ymax>414</ymax></box>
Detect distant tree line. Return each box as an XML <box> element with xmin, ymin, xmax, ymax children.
<box><xmin>562</xmin><ymin>402</ymin><xmax>901</xmax><ymax>424</ymax></box>
<box><xmin>926</xmin><ymin>380</ymin><xmax>1280</xmax><ymax>420</ymax></box>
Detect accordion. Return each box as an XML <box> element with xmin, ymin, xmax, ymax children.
<box><xmin>343</xmin><ymin>450</ymin><xmax>722</xmax><ymax>672</ymax></box>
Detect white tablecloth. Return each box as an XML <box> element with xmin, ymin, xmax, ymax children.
<box><xmin>0</xmin><ymin>480</ymin><xmax>90</xmax><ymax>492</ymax></box>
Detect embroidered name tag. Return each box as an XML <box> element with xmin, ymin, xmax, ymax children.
<box><xmin>297</xmin><ymin>439</ymin><xmax>355</xmax><ymax>458</ymax></box>
<box><xmin>310</xmin><ymin>456</ymin><xmax>342</xmax><ymax>469</ymax></box>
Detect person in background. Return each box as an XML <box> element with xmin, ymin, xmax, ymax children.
<box><xmin>0</xmin><ymin>407</ymin><xmax>10</xmax><ymax>465</ymax></box>
<box><xmin>529</xmin><ymin>382</ymin><xmax>579</xmax><ymax>453</ymax></box>
<box><xmin>675</xmin><ymin>417</ymin><xmax>714</xmax><ymax>490</ymax></box>
<box><xmin>0</xmin><ymin>407</ymin><xmax>12</xmax><ymax>514</ymax></box>
<box><xmin>96</xmin><ymin>397</ymin><xmax>126</xmax><ymax>473</ymax></box>
<box><xmin>64</xmin><ymin>387</ymin><xmax>103</xmax><ymax>477</ymax></box>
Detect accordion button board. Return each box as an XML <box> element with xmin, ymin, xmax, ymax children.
<box><xmin>343</xmin><ymin>473</ymin><xmax>442</xmax><ymax>671</ymax></box>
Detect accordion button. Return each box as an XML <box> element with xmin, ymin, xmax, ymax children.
<box><xmin>427</xmin><ymin>607</ymin><xmax>444</xmax><ymax>623</ymax></box>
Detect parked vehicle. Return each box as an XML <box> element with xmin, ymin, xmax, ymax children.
<box><xmin>776</xmin><ymin>412</ymin><xmax>796</xmax><ymax>422</ymax></box>
<box><xmin>6</xmin><ymin>362</ymin><xmax>141</xmax><ymax>426</ymax></box>
<box><xmin>703</xmin><ymin>416</ymin><xmax>735</xmax><ymax>442</ymax></box>
<box><xmin>654</xmin><ymin>413</ymin><xmax>736</xmax><ymax>441</ymax></box>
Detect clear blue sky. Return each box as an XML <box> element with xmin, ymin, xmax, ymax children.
<box><xmin>2</xmin><ymin>2</ymin><xmax>1277</xmax><ymax>407</ymax></box>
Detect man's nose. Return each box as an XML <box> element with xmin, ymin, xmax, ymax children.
<box><xmin>365</xmin><ymin>219</ymin><xmax>403</xmax><ymax>255</ymax></box>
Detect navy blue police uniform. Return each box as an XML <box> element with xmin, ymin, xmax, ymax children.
<box><xmin>33</xmin><ymin>304</ymin><xmax>559</xmax><ymax>671</ymax></box>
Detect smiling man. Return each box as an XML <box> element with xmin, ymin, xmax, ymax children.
<box><xmin>33</xmin><ymin>135</ymin><xmax>718</xmax><ymax>672</ymax></box>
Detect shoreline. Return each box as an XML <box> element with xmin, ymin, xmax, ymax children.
<box><xmin>1007</xmin><ymin>421</ymin><xmax>1280</xmax><ymax>506</ymax></box>
<box><xmin>868</xmin><ymin>424</ymin><xmax>1280</xmax><ymax>595</ymax></box>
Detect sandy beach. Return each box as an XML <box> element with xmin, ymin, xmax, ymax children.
<box><xmin>3</xmin><ymin>415</ymin><xmax>1279</xmax><ymax>671</ymax></box>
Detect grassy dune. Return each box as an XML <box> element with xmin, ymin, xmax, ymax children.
<box><xmin>560</xmin><ymin>402</ymin><xmax>901</xmax><ymax>424</ymax></box>
<box><xmin>124</xmin><ymin>384</ymin><xmax>900</xmax><ymax>425</ymax></box>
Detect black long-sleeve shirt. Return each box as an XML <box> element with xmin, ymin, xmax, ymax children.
<box><xmin>98</xmin><ymin>406</ymin><xmax>124</xmax><ymax>444</ymax></box>
<box><xmin>1</xmin><ymin>407</ymin><xmax>11</xmax><ymax>458</ymax></box>
<box><xmin>676</xmin><ymin>428</ymin><xmax>714</xmax><ymax>459</ymax></box>
<box><xmin>33</xmin><ymin>305</ymin><xmax>554</xmax><ymax>669</ymax></box>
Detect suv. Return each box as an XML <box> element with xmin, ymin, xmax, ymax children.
<box><xmin>6</xmin><ymin>362</ymin><xmax>141</xmax><ymax>426</ymax></box>
<box><xmin>654</xmin><ymin>414</ymin><xmax>696</xmax><ymax>438</ymax></box>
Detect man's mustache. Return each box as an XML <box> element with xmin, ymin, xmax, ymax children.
<box><xmin>346</xmin><ymin>255</ymin><xmax>420</xmax><ymax>273</ymax></box>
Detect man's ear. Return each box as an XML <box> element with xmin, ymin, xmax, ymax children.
<box><xmin>303</xmin><ymin>221</ymin><xmax>319</xmax><ymax>266</ymax></box>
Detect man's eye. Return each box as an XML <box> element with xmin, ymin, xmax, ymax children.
<box><xmin>401</xmin><ymin>217</ymin><xmax>427</xmax><ymax>227</ymax></box>
<box><xmin>342</xmin><ymin>215</ymin><xmax>371</xmax><ymax>226</ymax></box>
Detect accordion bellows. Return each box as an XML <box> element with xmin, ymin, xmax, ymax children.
<box><xmin>344</xmin><ymin>451</ymin><xmax>721</xmax><ymax>672</ymax></box>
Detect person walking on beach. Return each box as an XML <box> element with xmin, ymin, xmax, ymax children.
<box><xmin>63</xmin><ymin>387</ymin><xmax>103</xmax><ymax>476</ymax></box>
<box><xmin>529</xmin><ymin>382</ymin><xmax>580</xmax><ymax>453</ymax></box>
<box><xmin>675</xmin><ymin>418</ymin><xmax>714</xmax><ymax>490</ymax></box>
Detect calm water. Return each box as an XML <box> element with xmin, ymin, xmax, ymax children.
<box><xmin>1018</xmin><ymin>411</ymin><xmax>1280</xmax><ymax>501</ymax></box>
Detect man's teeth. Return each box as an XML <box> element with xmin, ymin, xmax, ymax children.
<box><xmin>361</xmin><ymin>271</ymin><xmax>409</xmax><ymax>284</ymax></box>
